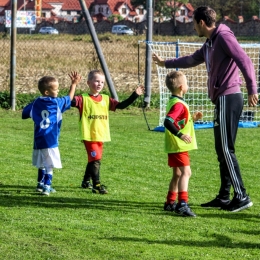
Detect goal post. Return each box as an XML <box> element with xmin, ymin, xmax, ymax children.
<box><xmin>146</xmin><ymin>41</ymin><xmax>260</xmax><ymax>131</ymax></box>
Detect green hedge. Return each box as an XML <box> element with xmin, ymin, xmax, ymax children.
<box><xmin>0</xmin><ymin>90</ymin><xmax>161</xmax><ymax>110</ymax></box>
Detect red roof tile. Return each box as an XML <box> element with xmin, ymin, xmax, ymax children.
<box><xmin>0</xmin><ymin>0</ymin><xmax>9</xmax><ymax>6</ymax></box>
<box><xmin>41</xmin><ymin>1</ymin><xmax>54</xmax><ymax>10</ymax></box>
<box><xmin>62</xmin><ymin>0</ymin><xmax>82</xmax><ymax>11</ymax></box>
<box><xmin>185</xmin><ymin>3</ymin><xmax>194</xmax><ymax>12</ymax></box>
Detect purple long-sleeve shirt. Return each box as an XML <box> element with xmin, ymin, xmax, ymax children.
<box><xmin>165</xmin><ymin>24</ymin><xmax>257</xmax><ymax>104</ymax></box>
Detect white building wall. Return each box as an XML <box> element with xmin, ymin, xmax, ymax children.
<box><xmin>49</xmin><ymin>3</ymin><xmax>62</xmax><ymax>15</ymax></box>
<box><xmin>117</xmin><ymin>4</ymin><xmax>130</xmax><ymax>19</ymax></box>
<box><xmin>175</xmin><ymin>7</ymin><xmax>192</xmax><ymax>22</ymax></box>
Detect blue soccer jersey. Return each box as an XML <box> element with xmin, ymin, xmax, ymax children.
<box><xmin>22</xmin><ymin>96</ymin><xmax>71</xmax><ymax>149</ymax></box>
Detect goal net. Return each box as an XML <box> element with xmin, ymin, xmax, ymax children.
<box><xmin>146</xmin><ymin>41</ymin><xmax>260</xmax><ymax>131</ymax></box>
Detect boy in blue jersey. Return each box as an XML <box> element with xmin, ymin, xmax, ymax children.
<box><xmin>22</xmin><ymin>71</ymin><xmax>82</xmax><ymax>195</ymax></box>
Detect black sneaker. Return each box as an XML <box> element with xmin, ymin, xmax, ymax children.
<box><xmin>221</xmin><ymin>195</ymin><xmax>253</xmax><ymax>212</ymax></box>
<box><xmin>164</xmin><ymin>201</ymin><xmax>177</xmax><ymax>212</ymax></box>
<box><xmin>175</xmin><ymin>202</ymin><xmax>196</xmax><ymax>217</ymax></box>
<box><xmin>81</xmin><ymin>181</ymin><xmax>93</xmax><ymax>189</ymax></box>
<box><xmin>92</xmin><ymin>184</ymin><xmax>108</xmax><ymax>194</ymax></box>
<box><xmin>201</xmin><ymin>196</ymin><xmax>230</xmax><ymax>208</ymax></box>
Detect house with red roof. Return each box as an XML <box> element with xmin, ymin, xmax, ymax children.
<box><xmin>0</xmin><ymin>0</ymin><xmax>146</xmax><ymax>23</ymax></box>
<box><xmin>174</xmin><ymin>2</ymin><xmax>194</xmax><ymax>23</ymax></box>
<box><xmin>0</xmin><ymin>0</ymin><xmax>192</xmax><ymax>24</ymax></box>
<box><xmin>153</xmin><ymin>1</ymin><xmax>194</xmax><ymax>23</ymax></box>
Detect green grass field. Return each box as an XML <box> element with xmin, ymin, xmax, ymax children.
<box><xmin>1</xmin><ymin>107</ymin><xmax>260</xmax><ymax>260</ymax></box>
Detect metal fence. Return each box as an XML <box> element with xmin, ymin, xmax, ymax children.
<box><xmin>0</xmin><ymin>33</ymin><xmax>157</xmax><ymax>96</ymax></box>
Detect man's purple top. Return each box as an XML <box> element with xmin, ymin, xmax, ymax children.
<box><xmin>165</xmin><ymin>24</ymin><xmax>257</xmax><ymax>104</ymax></box>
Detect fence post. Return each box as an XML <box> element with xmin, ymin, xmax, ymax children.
<box><xmin>10</xmin><ymin>0</ymin><xmax>17</xmax><ymax>111</ymax></box>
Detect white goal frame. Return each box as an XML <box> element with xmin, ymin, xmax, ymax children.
<box><xmin>146</xmin><ymin>41</ymin><xmax>260</xmax><ymax>131</ymax></box>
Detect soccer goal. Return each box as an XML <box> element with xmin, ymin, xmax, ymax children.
<box><xmin>146</xmin><ymin>41</ymin><xmax>260</xmax><ymax>131</ymax></box>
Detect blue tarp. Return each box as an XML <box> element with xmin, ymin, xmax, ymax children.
<box><xmin>153</xmin><ymin>121</ymin><xmax>260</xmax><ymax>132</ymax></box>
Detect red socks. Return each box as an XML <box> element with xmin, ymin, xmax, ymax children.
<box><xmin>166</xmin><ymin>191</ymin><xmax>189</xmax><ymax>204</ymax></box>
<box><xmin>178</xmin><ymin>191</ymin><xmax>188</xmax><ymax>203</ymax></box>
<box><xmin>166</xmin><ymin>191</ymin><xmax>177</xmax><ymax>204</ymax></box>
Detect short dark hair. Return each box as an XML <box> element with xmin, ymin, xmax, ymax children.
<box><xmin>87</xmin><ymin>69</ymin><xmax>104</xmax><ymax>81</ymax></box>
<box><xmin>193</xmin><ymin>6</ymin><xmax>216</xmax><ymax>27</ymax></box>
<box><xmin>38</xmin><ymin>76</ymin><xmax>57</xmax><ymax>95</ymax></box>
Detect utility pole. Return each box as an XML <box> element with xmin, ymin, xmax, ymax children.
<box><xmin>10</xmin><ymin>0</ymin><xmax>17</xmax><ymax>111</ymax></box>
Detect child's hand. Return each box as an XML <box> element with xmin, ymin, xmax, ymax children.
<box><xmin>135</xmin><ymin>85</ymin><xmax>144</xmax><ymax>96</ymax></box>
<box><xmin>180</xmin><ymin>134</ymin><xmax>192</xmax><ymax>144</ymax></box>
<box><xmin>192</xmin><ymin>111</ymin><xmax>203</xmax><ymax>122</ymax></box>
<box><xmin>69</xmin><ymin>71</ymin><xmax>82</xmax><ymax>85</ymax></box>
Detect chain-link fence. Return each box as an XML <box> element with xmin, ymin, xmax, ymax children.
<box><xmin>0</xmin><ymin>33</ymin><xmax>162</xmax><ymax>97</ymax></box>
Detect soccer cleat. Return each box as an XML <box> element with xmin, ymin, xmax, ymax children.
<box><xmin>92</xmin><ymin>184</ymin><xmax>108</xmax><ymax>194</ymax></box>
<box><xmin>175</xmin><ymin>202</ymin><xmax>196</xmax><ymax>217</ymax></box>
<box><xmin>164</xmin><ymin>201</ymin><xmax>177</xmax><ymax>212</ymax></box>
<box><xmin>41</xmin><ymin>185</ymin><xmax>56</xmax><ymax>196</ymax></box>
<box><xmin>201</xmin><ymin>196</ymin><xmax>230</xmax><ymax>208</ymax></box>
<box><xmin>221</xmin><ymin>195</ymin><xmax>253</xmax><ymax>212</ymax></box>
<box><xmin>81</xmin><ymin>181</ymin><xmax>93</xmax><ymax>189</ymax></box>
<box><xmin>36</xmin><ymin>182</ymin><xmax>44</xmax><ymax>192</ymax></box>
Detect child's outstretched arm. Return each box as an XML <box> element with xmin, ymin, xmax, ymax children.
<box><xmin>115</xmin><ymin>85</ymin><xmax>144</xmax><ymax>109</ymax></box>
<box><xmin>68</xmin><ymin>71</ymin><xmax>82</xmax><ymax>100</ymax></box>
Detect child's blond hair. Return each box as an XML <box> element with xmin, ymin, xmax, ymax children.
<box><xmin>87</xmin><ymin>69</ymin><xmax>104</xmax><ymax>81</ymax></box>
<box><xmin>165</xmin><ymin>71</ymin><xmax>185</xmax><ymax>93</ymax></box>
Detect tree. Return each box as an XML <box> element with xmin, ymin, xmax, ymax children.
<box><xmin>131</xmin><ymin>0</ymin><xmax>188</xmax><ymax>22</ymax></box>
<box><xmin>107</xmin><ymin>14</ymin><xmax>124</xmax><ymax>22</ymax></box>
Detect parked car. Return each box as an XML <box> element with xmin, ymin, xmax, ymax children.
<box><xmin>39</xmin><ymin>27</ymin><xmax>59</xmax><ymax>35</ymax></box>
<box><xmin>111</xmin><ymin>25</ymin><xmax>134</xmax><ymax>35</ymax></box>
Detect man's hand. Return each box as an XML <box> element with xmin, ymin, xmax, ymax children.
<box><xmin>152</xmin><ymin>53</ymin><xmax>165</xmax><ymax>67</ymax></box>
<box><xmin>248</xmin><ymin>94</ymin><xmax>258</xmax><ymax>107</ymax></box>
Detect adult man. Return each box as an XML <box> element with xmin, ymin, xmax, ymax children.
<box><xmin>152</xmin><ymin>6</ymin><xmax>258</xmax><ymax>212</ymax></box>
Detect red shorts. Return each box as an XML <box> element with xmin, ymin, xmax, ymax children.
<box><xmin>83</xmin><ymin>141</ymin><xmax>103</xmax><ymax>162</ymax></box>
<box><xmin>168</xmin><ymin>151</ymin><xmax>190</xmax><ymax>167</ymax></box>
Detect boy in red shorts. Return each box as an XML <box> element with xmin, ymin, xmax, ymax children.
<box><xmin>163</xmin><ymin>70</ymin><xmax>202</xmax><ymax>217</ymax></box>
<box><xmin>71</xmin><ymin>69</ymin><xmax>144</xmax><ymax>194</ymax></box>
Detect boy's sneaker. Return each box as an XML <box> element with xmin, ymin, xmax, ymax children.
<box><xmin>81</xmin><ymin>181</ymin><xmax>93</xmax><ymax>189</ymax></box>
<box><xmin>164</xmin><ymin>201</ymin><xmax>177</xmax><ymax>212</ymax></box>
<box><xmin>201</xmin><ymin>196</ymin><xmax>230</xmax><ymax>208</ymax></box>
<box><xmin>92</xmin><ymin>184</ymin><xmax>108</xmax><ymax>194</ymax></box>
<box><xmin>41</xmin><ymin>185</ymin><xmax>56</xmax><ymax>196</ymax></box>
<box><xmin>221</xmin><ymin>195</ymin><xmax>253</xmax><ymax>212</ymax></box>
<box><xmin>175</xmin><ymin>202</ymin><xmax>196</xmax><ymax>217</ymax></box>
<box><xmin>36</xmin><ymin>182</ymin><xmax>44</xmax><ymax>192</ymax></box>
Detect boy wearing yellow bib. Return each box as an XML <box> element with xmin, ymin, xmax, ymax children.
<box><xmin>72</xmin><ymin>69</ymin><xmax>144</xmax><ymax>194</ymax></box>
<box><xmin>163</xmin><ymin>71</ymin><xmax>202</xmax><ymax>217</ymax></box>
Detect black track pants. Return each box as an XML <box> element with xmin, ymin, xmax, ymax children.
<box><xmin>214</xmin><ymin>93</ymin><xmax>246</xmax><ymax>200</ymax></box>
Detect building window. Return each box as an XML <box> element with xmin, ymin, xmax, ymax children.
<box><xmin>180</xmin><ymin>10</ymin><xmax>185</xmax><ymax>16</ymax></box>
<box><xmin>106</xmin><ymin>7</ymin><xmax>109</xmax><ymax>14</ymax></box>
<box><xmin>139</xmin><ymin>8</ymin><xmax>143</xmax><ymax>15</ymax></box>
<box><xmin>41</xmin><ymin>12</ymin><xmax>46</xmax><ymax>17</ymax></box>
<box><xmin>122</xmin><ymin>8</ymin><xmax>126</xmax><ymax>14</ymax></box>
<box><xmin>99</xmin><ymin>7</ymin><xmax>103</xmax><ymax>13</ymax></box>
<box><xmin>67</xmin><ymin>11</ymin><xmax>71</xmax><ymax>15</ymax></box>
